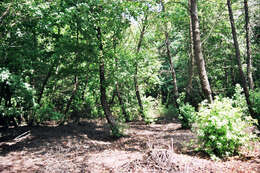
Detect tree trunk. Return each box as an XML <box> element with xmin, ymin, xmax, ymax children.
<box><xmin>64</xmin><ymin>75</ymin><xmax>79</xmax><ymax>116</ymax></box>
<box><xmin>227</xmin><ymin>0</ymin><xmax>256</xmax><ymax>119</ymax></box>
<box><xmin>160</xmin><ymin>0</ymin><xmax>179</xmax><ymax>107</ymax></box>
<box><xmin>244</xmin><ymin>0</ymin><xmax>254</xmax><ymax>90</ymax></box>
<box><xmin>190</xmin><ymin>0</ymin><xmax>213</xmax><ymax>103</ymax></box>
<box><xmin>134</xmin><ymin>15</ymin><xmax>147</xmax><ymax>118</ymax></box>
<box><xmin>186</xmin><ymin>0</ymin><xmax>195</xmax><ymax>99</ymax></box>
<box><xmin>37</xmin><ymin>67</ymin><xmax>52</xmax><ymax>104</ymax></box>
<box><xmin>116</xmin><ymin>84</ymin><xmax>129</xmax><ymax>122</ymax></box>
<box><xmin>113</xmin><ymin>44</ymin><xmax>129</xmax><ymax>122</ymax></box>
<box><xmin>0</xmin><ymin>5</ymin><xmax>10</xmax><ymax>25</ymax></box>
<box><xmin>97</xmin><ymin>27</ymin><xmax>117</xmax><ymax>130</ymax></box>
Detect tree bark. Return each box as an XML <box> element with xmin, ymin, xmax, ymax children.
<box><xmin>244</xmin><ymin>0</ymin><xmax>254</xmax><ymax>90</ymax></box>
<box><xmin>186</xmin><ymin>0</ymin><xmax>195</xmax><ymax>98</ymax></box>
<box><xmin>227</xmin><ymin>0</ymin><xmax>256</xmax><ymax>119</ymax></box>
<box><xmin>37</xmin><ymin>67</ymin><xmax>52</xmax><ymax>104</ymax></box>
<box><xmin>113</xmin><ymin>44</ymin><xmax>129</xmax><ymax>122</ymax></box>
<box><xmin>0</xmin><ymin>5</ymin><xmax>10</xmax><ymax>25</ymax></box>
<box><xmin>160</xmin><ymin>0</ymin><xmax>179</xmax><ymax>107</ymax></box>
<box><xmin>64</xmin><ymin>75</ymin><xmax>79</xmax><ymax>115</ymax></box>
<box><xmin>97</xmin><ymin>27</ymin><xmax>117</xmax><ymax>129</ymax></box>
<box><xmin>190</xmin><ymin>0</ymin><xmax>213</xmax><ymax>103</ymax></box>
<box><xmin>134</xmin><ymin>15</ymin><xmax>147</xmax><ymax>118</ymax></box>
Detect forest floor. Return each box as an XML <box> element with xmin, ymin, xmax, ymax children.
<box><xmin>0</xmin><ymin>117</ymin><xmax>260</xmax><ymax>173</ymax></box>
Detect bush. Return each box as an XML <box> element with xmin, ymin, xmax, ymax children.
<box><xmin>0</xmin><ymin>68</ymin><xmax>37</xmax><ymax>126</ymax></box>
<box><xmin>143</xmin><ymin>96</ymin><xmax>160</xmax><ymax>124</ymax></box>
<box><xmin>250</xmin><ymin>88</ymin><xmax>260</xmax><ymax>118</ymax></box>
<box><xmin>177</xmin><ymin>93</ymin><xmax>196</xmax><ymax>129</ymax></box>
<box><xmin>35</xmin><ymin>103</ymin><xmax>64</xmax><ymax>123</ymax></box>
<box><xmin>232</xmin><ymin>84</ymin><xmax>248</xmax><ymax>115</ymax></box>
<box><xmin>193</xmin><ymin>97</ymin><xmax>257</xmax><ymax>158</ymax></box>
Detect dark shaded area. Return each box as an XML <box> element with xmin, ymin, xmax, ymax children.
<box><xmin>0</xmin><ymin>120</ymin><xmax>120</xmax><ymax>156</ymax></box>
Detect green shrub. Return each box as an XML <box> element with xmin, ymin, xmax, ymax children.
<box><xmin>177</xmin><ymin>93</ymin><xmax>197</xmax><ymax>129</ymax></box>
<box><xmin>232</xmin><ymin>84</ymin><xmax>248</xmax><ymax>115</ymax></box>
<box><xmin>143</xmin><ymin>96</ymin><xmax>160</xmax><ymax>124</ymax></box>
<box><xmin>250</xmin><ymin>88</ymin><xmax>260</xmax><ymax>118</ymax></box>
<box><xmin>193</xmin><ymin>97</ymin><xmax>257</xmax><ymax>158</ymax></box>
<box><xmin>35</xmin><ymin>103</ymin><xmax>64</xmax><ymax>123</ymax></box>
<box><xmin>0</xmin><ymin>68</ymin><xmax>37</xmax><ymax>126</ymax></box>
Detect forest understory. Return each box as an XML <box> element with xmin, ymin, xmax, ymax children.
<box><xmin>1</xmin><ymin>117</ymin><xmax>259</xmax><ymax>173</ymax></box>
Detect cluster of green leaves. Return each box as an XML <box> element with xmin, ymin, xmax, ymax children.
<box><xmin>177</xmin><ymin>93</ymin><xmax>197</xmax><ymax>129</ymax></box>
<box><xmin>35</xmin><ymin>103</ymin><xmax>64</xmax><ymax>123</ymax></box>
<box><xmin>250</xmin><ymin>89</ymin><xmax>260</xmax><ymax>119</ymax></box>
<box><xmin>193</xmin><ymin>96</ymin><xmax>257</xmax><ymax>158</ymax></box>
<box><xmin>0</xmin><ymin>68</ymin><xmax>37</xmax><ymax>126</ymax></box>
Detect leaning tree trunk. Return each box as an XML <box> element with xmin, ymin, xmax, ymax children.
<box><xmin>190</xmin><ymin>0</ymin><xmax>213</xmax><ymax>103</ymax></box>
<box><xmin>244</xmin><ymin>0</ymin><xmax>254</xmax><ymax>90</ymax></box>
<box><xmin>97</xmin><ymin>27</ymin><xmax>117</xmax><ymax>131</ymax></box>
<box><xmin>37</xmin><ymin>67</ymin><xmax>52</xmax><ymax>104</ymax></box>
<box><xmin>160</xmin><ymin>0</ymin><xmax>179</xmax><ymax>107</ymax></box>
<box><xmin>134</xmin><ymin>15</ymin><xmax>147</xmax><ymax>119</ymax></box>
<box><xmin>0</xmin><ymin>5</ymin><xmax>10</xmax><ymax>25</ymax></box>
<box><xmin>227</xmin><ymin>0</ymin><xmax>256</xmax><ymax>120</ymax></box>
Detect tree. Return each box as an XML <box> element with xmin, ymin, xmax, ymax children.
<box><xmin>190</xmin><ymin>0</ymin><xmax>213</xmax><ymax>103</ymax></box>
<box><xmin>227</xmin><ymin>0</ymin><xmax>256</xmax><ymax>121</ymax></box>
<box><xmin>160</xmin><ymin>0</ymin><xmax>179</xmax><ymax>107</ymax></box>
<box><xmin>244</xmin><ymin>0</ymin><xmax>254</xmax><ymax>90</ymax></box>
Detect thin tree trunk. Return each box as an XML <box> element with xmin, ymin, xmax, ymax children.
<box><xmin>116</xmin><ymin>84</ymin><xmax>129</xmax><ymax>122</ymax></box>
<box><xmin>97</xmin><ymin>26</ymin><xmax>117</xmax><ymax>130</ymax></box>
<box><xmin>244</xmin><ymin>0</ymin><xmax>254</xmax><ymax>90</ymax></box>
<box><xmin>227</xmin><ymin>0</ymin><xmax>256</xmax><ymax>119</ymax></box>
<box><xmin>0</xmin><ymin>5</ymin><xmax>10</xmax><ymax>25</ymax></box>
<box><xmin>37</xmin><ymin>67</ymin><xmax>52</xmax><ymax>104</ymax></box>
<box><xmin>64</xmin><ymin>75</ymin><xmax>79</xmax><ymax>115</ymax></box>
<box><xmin>190</xmin><ymin>0</ymin><xmax>213</xmax><ymax>103</ymax></box>
<box><xmin>113</xmin><ymin>42</ymin><xmax>129</xmax><ymax>121</ymax></box>
<box><xmin>134</xmin><ymin>15</ymin><xmax>147</xmax><ymax>118</ymax></box>
<box><xmin>186</xmin><ymin>0</ymin><xmax>195</xmax><ymax>98</ymax></box>
<box><xmin>160</xmin><ymin>0</ymin><xmax>179</xmax><ymax>107</ymax></box>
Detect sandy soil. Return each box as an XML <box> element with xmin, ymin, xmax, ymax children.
<box><xmin>0</xmin><ymin>118</ymin><xmax>259</xmax><ymax>172</ymax></box>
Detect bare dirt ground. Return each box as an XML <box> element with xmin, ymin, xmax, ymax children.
<box><xmin>0</xmin><ymin>118</ymin><xmax>259</xmax><ymax>173</ymax></box>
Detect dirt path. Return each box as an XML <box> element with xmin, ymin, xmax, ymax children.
<box><xmin>0</xmin><ymin>119</ymin><xmax>259</xmax><ymax>172</ymax></box>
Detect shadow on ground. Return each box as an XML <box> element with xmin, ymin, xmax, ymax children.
<box><xmin>0</xmin><ymin>120</ymin><xmax>119</xmax><ymax>156</ymax></box>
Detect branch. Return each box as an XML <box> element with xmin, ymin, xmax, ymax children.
<box><xmin>0</xmin><ymin>5</ymin><xmax>11</xmax><ymax>25</ymax></box>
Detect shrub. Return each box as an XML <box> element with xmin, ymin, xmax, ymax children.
<box><xmin>35</xmin><ymin>103</ymin><xmax>64</xmax><ymax>123</ymax></box>
<box><xmin>232</xmin><ymin>84</ymin><xmax>248</xmax><ymax>115</ymax></box>
<box><xmin>0</xmin><ymin>68</ymin><xmax>37</xmax><ymax>126</ymax></box>
<box><xmin>143</xmin><ymin>96</ymin><xmax>160</xmax><ymax>124</ymax></box>
<box><xmin>193</xmin><ymin>97</ymin><xmax>257</xmax><ymax>158</ymax></box>
<box><xmin>250</xmin><ymin>88</ymin><xmax>260</xmax><ymax>118</ymax></box>
<box><xmin>177</xmin><ymin>93</ymin><xmax>196</xmax><ymax>129</ymax></box>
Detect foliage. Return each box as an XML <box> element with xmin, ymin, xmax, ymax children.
<box><xmin>177</xmin><ymin>93</ymin><xmax>197</xmax><ymax>129</ymax></box>
<box><xmin>110</xmin><ymin>122</ymin><xmax>127</xmax><ymax>138</ymax></box>
<box><xmin>232</xmin><ymin>84</ymin><xmax>248</xmax><ymax>115</ymax></box>
<box><xmin>250</xmin><ymin>88</ymin><xmax>260</xmax><ymax>118</ymax></box>
<box><xmin>143</xmin><ymin>96</ymin><xmax>160</xmax><ymax>124</ymax></box>
<box><xmin>193</xmin><ymin>97</ymin><xmax>257</xmax><ymax>158</ymax></box>
<box><xmin>0</xmin><ymin>68</ymin><xmax>37</xmax><ymax>126</ymax></box>
<box><xmin>35</xmin><ymin>103</ymin><xmax>64</xmax><ymax>123</ymax></box>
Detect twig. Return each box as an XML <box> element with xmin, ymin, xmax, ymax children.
<box><xmin>14</xmin><ymin>130</ymin><xmax>30</xmax><ymax>140</ymax></box>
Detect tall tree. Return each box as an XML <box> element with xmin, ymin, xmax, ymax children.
<box><xmin>160</xmin><ymin>0</ymin><xmax>179</xmax><ymax>107</ymax></box>
<box><xmin>190</xmin><ymin>0</ymin><xmax>213</xmax><ymax>103</ymax></box>
<box><xmin>244</xmin><ymin>0</ymin><xmax>254</xmax><ymax>90</ymax></box>
<box><xmin>97</xmin><ymin>26</ymin><xmax>118</xmax><ymax>133</ymax></box>
<box><xmin>227</xmin><ymin>0</ymin><xmax>256</xmax><ymax>119</ymax></box>
<box><xmin>134</xmin><ymin>15</ymin><xmax>147</xmax><ymax>119</ymax></box>
<box><xmin>186</xmin><ymin>0</ymin><xmax>195</xmax><ymax>99</ymax></box>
